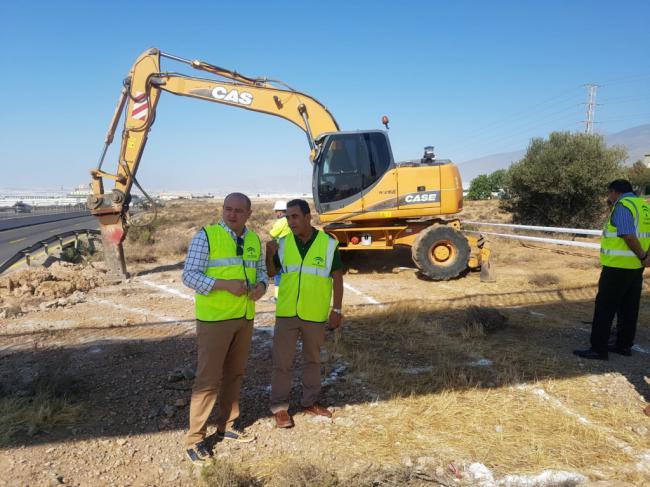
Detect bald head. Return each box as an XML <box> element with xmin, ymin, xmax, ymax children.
<box><xmin>224</xmin><ymin>192</ymin><xmax>251</xmax><ymax>210</ymax></box>
<box><xmin>222</xmin><ymin>192</ymin><xmax>252</xmax><ymax>236</ymax></box>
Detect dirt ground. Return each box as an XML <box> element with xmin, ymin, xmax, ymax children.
<box><xmin>0</xmin><ymin>200</ymin><xmax>648</xmax><ymax>486</ymax></box>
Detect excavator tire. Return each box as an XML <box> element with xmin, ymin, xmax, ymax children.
<box><xmin>411</xmin><ymin>225</ymin><xmax>470</xmax><ymax>280</ymax></box>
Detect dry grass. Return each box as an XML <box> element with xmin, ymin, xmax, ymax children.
<box><xmin>528</xmin><ymin>272</ymin><xmax>561</xmax><ymax>287</ymax></box>
<box><xmin>199</xmin><ymin>458</ymin><xmax>260</xmax><ymax>486</ymax></box>
<box><xmin>0</xmin><ymin>393</ymin><xmax>82</xmax><ymax>446</ymax></box>
<box><xmin>316</xmin><ymin>302</ymin><xmax>649</xmax><ymax>482</ymax></box>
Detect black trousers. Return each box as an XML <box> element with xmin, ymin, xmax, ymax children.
<box><xmin>590</xmin><ymin>266</ymin><xmax>644</xmax><ymax>353</ymax></box>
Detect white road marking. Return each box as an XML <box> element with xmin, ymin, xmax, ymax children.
<box><xmin>344</xmin><ymin>282</ymin><xmax>380</xmax><ymax>305</ymax></box>
<box><xmin>90</xmin><ymin>298</ymin><xmax>181</xmax><ymax>323</ymax></box>
<box><xmin>139</xmin><ymin>278</ymin><xmax>193</xmax><ymax>301</ymax></box>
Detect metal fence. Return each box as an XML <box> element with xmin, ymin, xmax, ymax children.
<box><xmin>0</xmin><ymin>229</ymin><xmax>100</xmax><ymax>274</ymax></box>
<box><xmin>0</xmin><ymin>204</ymin><xmax>88</xmax><ymax>220</ymax></box>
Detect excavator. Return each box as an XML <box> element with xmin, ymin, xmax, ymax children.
<box><xmin>88</xmin><ymin>48</ymin><xmax>493</xmax><ymax>282</ymax></box>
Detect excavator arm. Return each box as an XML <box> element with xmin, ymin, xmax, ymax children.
<box><xmin>88</xmin><ymin>48</ymin><xmax>339</xmax><ymax>280</ymax></box>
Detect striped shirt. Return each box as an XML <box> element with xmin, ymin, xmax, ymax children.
<box><xmin>611</xmin><ymin>193</ymin><xmax>637</xmax><ymax>237</ymax></box>
<box><xmin>182</xmin><ymin>220</ymin><xmax>268</xmax><ymax>295</ymax></box>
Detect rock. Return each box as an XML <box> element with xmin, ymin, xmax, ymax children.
<box><xmin>632</xmin><ymin>425</ymin><xmax>648</xmax><ymax>436</ymax></box>
<box><xmin>163</xmin><ymin>405</ymin><xmax>176</xmax><ymax>418</ymax></box>
<box><xmin>309</xmin><ymin>415</ymin><xmax>332</xmax><ymax>424</ymax></box>
<box><xmin>174</xmin><ymin>398</ymin><xmax>188</xmax><ymax>408</ymax></box>
<box><xmin>333</xmin><ymin>417</ymin><xmax>354</xmax><ymax>428</ymax></box>
<box><xmin>402</xmin><ymin>456</ymin><xmax>413</xmax><ymax>467</ymax></box>
<box><xmin>116</xmin><ymin>439</ymin><xmax>127</xmax><ymax>446</ymax></box>
<box><xmin>167</xmin><ymin>371</ymin><xmax>184</xmax><ymax>383</ymax></box>
<box><xmin>0</xmin><ymin>304</ymin><xmax>22</xmax><ymax>318</ymax></box>
<box><xmin>181</xmin><ymin>366</ymin><xmax>195</xmax><ymax>380</ymax></box>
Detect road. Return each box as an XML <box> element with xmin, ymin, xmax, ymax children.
<box><xmin>0</xmin><ymin>215</ymin><xmax>98</xmax><ymax>264</ymax></box>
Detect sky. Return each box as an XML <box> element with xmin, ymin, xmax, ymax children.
<box><xmin>0</xmin><ymin>0</ymin><xmax>648</xmax><ymax>194</ymax></box>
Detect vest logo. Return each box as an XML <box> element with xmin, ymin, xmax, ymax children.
<box><xmin>404</xmin><ymin>191</ymin><xmax>440</xmax><ymax>204</ymax></box>
<box><xmin>211</xmin><ymin>86</ymin><xmax>253</xmax><ymax>105</ymax></box>
<box><xmin>312</xmin><ymin>256</ymin><xmax>324</xmax><ymax>267</ymax></box>
<box><xmin>246</xmin><ymin>246</ymin><xmax>256</xmax><ymax>257</ymax></box>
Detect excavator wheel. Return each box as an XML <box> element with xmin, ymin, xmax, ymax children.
<box><xmin>411</xmin><ymin>225</ymin><xmax>470</xmax><ymax>281</ymax></box>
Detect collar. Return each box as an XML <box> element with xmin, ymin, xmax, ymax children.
<box><xmin>219</xmin><ymin>220</ymin><xmax>248</xmax><ymax>240</ymax></box>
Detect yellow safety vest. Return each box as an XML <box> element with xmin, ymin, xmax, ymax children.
<box><xmin>270</xmin><ymin>217</ymin><xmax>291</xmax><ymax>240</ymax></box>
<box><xmin>276</xmin><ymin>230</ymin><xmax>338</xmax><ymax>323</ymax></box>
<box><xmin>195</xmin><ymin>225</ymin><xmax>260</xmax><ymax>321</ymax></box>
<box><xmin>600</xmin><ymin>196</ymin><xmax>650</xmax><ymax>269</ymax></box>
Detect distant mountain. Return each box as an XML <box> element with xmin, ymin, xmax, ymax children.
<box><xmin>459</xmin><ymin>124</ymin><xmax>650</xmax><ymax>182</ymax></box>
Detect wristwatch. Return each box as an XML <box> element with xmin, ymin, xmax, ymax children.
<box><xmin>331</xmin><ymin>308</ymin><xmax>342</xmax><ymax>315</ymax></box>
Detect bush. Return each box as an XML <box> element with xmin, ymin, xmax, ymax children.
<box><xmin>502</xmin><ymin>132</ymin><xmax>626</xmax><ymax>228</ymax></box>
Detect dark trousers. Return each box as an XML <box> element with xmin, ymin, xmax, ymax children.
<box><xmin>590</xmin><ymin>266</ymin><xmax>644</xmax><ymax>353</ymax></box>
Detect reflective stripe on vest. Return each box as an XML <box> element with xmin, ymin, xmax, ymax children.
<box><xmin>195</xmin><ymin>225</ymin><xmax>260</xmax><ymax>321</ymax></box>
<box><xmin>600</xmin><ymin>196</ymin><xmax>650</xmax><ymax>269</ymax></box>
<box><xmin>276</xmin><ymin>230</ymin><xmax>337</xmax><ymax>322</ymax></box>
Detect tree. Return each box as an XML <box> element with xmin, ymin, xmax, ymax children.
<box><xmin>466</xmin><ymin>169</ymin><xmax>508</xmax><ymax>200</ymax></box>
<box><xmin>502</xmin><ymin>132</ymin><xmax>626</xmax><ymax>228</ymax></box>
<box><xmin>487</xmin><ymin>169</ymin><xmax>506</xmax><ymax>192</ymax></box>
<box><xmin>466</xmin><ymin>174</ymin><xmax>492</xmax><ymax>200</ymax></box>
<box><xmin>626</xmin><ymin>160</ymin><xmax>650</xmax><ymax>195</ymax></box>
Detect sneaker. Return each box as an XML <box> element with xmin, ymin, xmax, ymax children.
<box><xmin>216</xmin><ymin>428</ymin><xmax>256</xmax><ymax>443</ymax></box>
<box><xmin>186</xmin><ymin>441</ymin><xmax>211</xmax><ymax>464</ymax></box>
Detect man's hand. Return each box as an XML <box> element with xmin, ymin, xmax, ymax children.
<box><xmin>266</xmin><ymin>239</ymin><xmax>279</xmax><ymax>256</ymax></box>
<box><xmin>327</xmin><ymin>309</ymin><xmax>343</xmax><ymax>330</ymax></box>
<box><xmin>222</xmin><ymin>280</ymin><xmax>248</xmax><ymax>297</ymax></box>
<box><xmin>248</xmin><ymin>283</ymin><xmax>266</xmax><ymax>301</ymax></box>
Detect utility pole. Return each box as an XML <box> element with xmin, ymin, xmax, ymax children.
<box><xmin>582</xmin><ymin>84</ymin><xmax>599</xmax><ymax>134</ymax></box>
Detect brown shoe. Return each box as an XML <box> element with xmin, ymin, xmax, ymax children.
<box><xmin>274</xmin><ymin>410</ymin><xmax>294</xmax><ymax>428</ymax></box>
<box><xmin>303</xmin><ymin>403</ymin><xmax>332</xmax><ymax>418</ymax></box>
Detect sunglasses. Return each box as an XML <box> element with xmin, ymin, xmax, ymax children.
<box><xmin>236</xmin><ymin>237</ymin><xmax>244</xmax><ymax>256</ymax></box>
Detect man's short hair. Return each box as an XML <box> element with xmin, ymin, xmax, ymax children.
<box><xmin>607</xmin><ymin>179</ymin><xmax>634</xmax><ymax>194</ymax></box>
<box><xmin>224</xmin><ymin>192</ymin><xmax>251</xmax><ymax>210</ymax></box>
<box><xmin>287</xmin><ymin>199</ymin><xmax>311</xmax><ymax>215</ymax></box>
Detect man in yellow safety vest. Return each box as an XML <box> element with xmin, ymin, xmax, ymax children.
<box><xmin>182</xmin><ymin>193</ymin><xmax>267</xmax><ymax>463</ymax></box>
<box><xmin>269</xmin><ymin>200</ymin><xmax>291</xmax><ymax>302</ymax></box>
<box><xmin>574</xmin><ymin>179</ymin><xmax>650</xmax><ymax>360</ymax></box>
<box><xmin>265</xmin><ymin>199</ymin><xmax>344</xmax><ymax>428</ymax></box>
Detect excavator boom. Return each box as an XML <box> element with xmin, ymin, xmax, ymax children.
<box><xmin>89</xmin><ymin>48</ymin><xmax>338</xmax><ymax>280</ymax></box>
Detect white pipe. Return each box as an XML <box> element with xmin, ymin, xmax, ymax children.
<box><xmin>463</xmin><ymin>221</ymin><xmax>602</xmax><ymax>236</ymax></box>
<box><xmin>465</xmin><ymin>230</ymin><xmax>600</xmax><ymax>249</ymax></box>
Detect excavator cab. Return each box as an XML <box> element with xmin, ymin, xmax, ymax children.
<box><xmin>313</xmin><ymin>130</ymin><xmax>394</xmax><ymax>214</ymax></box>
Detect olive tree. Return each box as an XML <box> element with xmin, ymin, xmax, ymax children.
<box><xmin>502</xmin><ymin>132</ymin><xmax>626</xmax><ymax>228</ymax></box>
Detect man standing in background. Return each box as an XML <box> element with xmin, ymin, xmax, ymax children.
<box><xmin>574</xmin><ymin>180</ymin><xmax>650</xmax><ymax>360</ymax></box>
<box><xmin>269</xmin><ymin>201</ymin><xmax>291</xmax><ymax>302</ymax></box>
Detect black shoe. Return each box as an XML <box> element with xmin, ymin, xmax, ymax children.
<box><xmin>186</xmin><ymin>441</ymin><xmax>212</xmax><ymax>465</ymax></box>
<box><xmin>216</xmin><ymin>428</ymin><xmax>255</xmax><ymax>443</ymax></box>
<box><xmin>608</xmin><ymin>346</ymin><xmax>632</xmax><ymax>356</ymax></box>
<box><xmin>573</xmin><ymin>348</ymin><xmax>608</xmax><ymax>360</ymax></box>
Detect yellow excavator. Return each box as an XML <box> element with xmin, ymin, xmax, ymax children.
<box><xmin>88</xmin><ymin>48</ymin><xmax>492</xmax><ymax>282</ymax></box>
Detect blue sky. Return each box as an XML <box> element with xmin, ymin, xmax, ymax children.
<box><xmin>1</xmin><ymin>0</ymin><xmax>648</xmax><ymax>193</ymax></box>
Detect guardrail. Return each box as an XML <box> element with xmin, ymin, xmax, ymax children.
<box><xmin>463</xmin><ymin>221</ymin><xmax>600</xmax><ymax>249</ymax></box>
<box><xmin>0</xmin><ymin>204</ymin><xmax>88</xmax><ymax>220</ymax></box>
<box><xmin>0</xmin><ymin>210</ymin><xmax>92</xmax><ymax>231</ymax></box>
<box><xmin>0</xmin><ymin>229</ymin><xmax>100</xmax><ymax>274</ymax></box>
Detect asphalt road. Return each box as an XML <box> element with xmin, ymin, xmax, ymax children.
<box><xmin>0</xmin><ymin>215</ymin><xmax>99</xmax><ymax>265</ymax></box>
